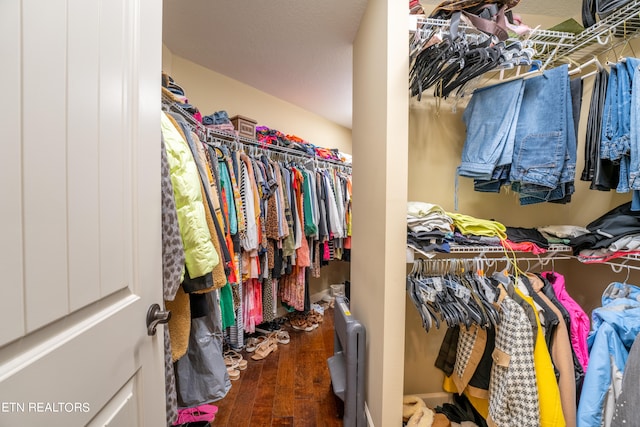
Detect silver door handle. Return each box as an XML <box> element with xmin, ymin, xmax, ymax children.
<box><xmin>146</xmin><ymin>303</ymin><xmax>171</xmax><ymax>336</ymax></box>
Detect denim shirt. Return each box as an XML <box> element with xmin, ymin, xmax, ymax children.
<box><xmin>627</xmin><ymin>58</ymin><xmax>640</xmax><ymax>190</ymax></box>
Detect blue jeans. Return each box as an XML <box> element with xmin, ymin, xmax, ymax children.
<box><xmin>509</xmin><ymin>65</ymin><xmax>576</xmax><ymax>203</ymax></box>
<box><xmin>458</xmin><ymin>79</ymin><xmax>525</xmax><ymax>179</ymax></box>
<box><xmin>601</xmin><ymin>64</ymin><xmax>626</xmax><ymax>161</ymax></box>
<box><xmin>474</xmin><ymin>165</ymin><xmax>511</xmax><ymax>192</ymax></box>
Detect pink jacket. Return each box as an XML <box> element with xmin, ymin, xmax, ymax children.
<box><xmin>542</xmin><ymin>271</ymin><xmax>591</xmax><ymax>371</ymax></box>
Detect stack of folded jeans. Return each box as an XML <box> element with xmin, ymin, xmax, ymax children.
<box><xmin>458</xmin><ymin>64</ymin><xmax>579</xmax><ymax>205</ymax></box>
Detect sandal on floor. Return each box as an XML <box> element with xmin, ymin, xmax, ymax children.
<box><xmin>310</xmin><ymin>310</ymin><xmax>324</xmax><ymax>323</ymax></box>
<box><xmin>251</xmin><ymin>337</ymin><xmax>278</xmax><ymax>360</ymax></box>
<box><xmin>305</xmin><ymin>313</ymin><xmax>320</xmax><ymax>330</ymax></box>
<box><xmin>223</xmin><ymin>355</ymin><xmax>239</xmax><ymax>370</ymax></box>
<box><xmin>245</xmin><ymin>336</ymin><xmax>265</xmax><ymax>352</ymax></box>
<box><xmin>224</xmin><ymin>349</ymin><xmax>248</xmax><ymax>370</ymax></box>
<box><xmin>227</xmin><ymin>366</ymin><xmax>240</xmax><ymax>381</ymax></box>
<box><xmin>275</xmin><ymin>330</ymin><xmax>290</xmax><ymax>344</ymax></box>
<box><xmin>290</xmin><ymin>316</ymin><xmax>313</xmax><ymax>332</ymax></box>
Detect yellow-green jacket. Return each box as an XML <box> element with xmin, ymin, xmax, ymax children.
<box><xmin>161</xmin><ymin>112</ymin><xmax>218</xmax><ymax>278</ymax></box>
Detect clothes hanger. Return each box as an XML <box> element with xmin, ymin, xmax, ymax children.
<box><xmin>409</xmin><ymin>264</ymin><xmax>442</xmax><ymax>330</ymax></box>
<box><xmin>460</xmin><ymin>273</ymin><xmax>492</xmax><ymax>328</ymax></box>
<box><xmin>411</xmin><ymin>37</ymin><xmax>457</xmax><ymax>99</ymax></box>
<box><xmin>415</xmin><ymin>263</ymin><xmax>460</xmax><ymax>328</ymax></box>
<box><xmin>407</xmin><ymin>275</ymin><xmax>434</xmax><ymax>331</ymax></box>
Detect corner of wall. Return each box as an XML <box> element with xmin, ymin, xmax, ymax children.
<box><xmin>352</xmin><ymin>0</ymin><xmax>408</xmax><ymax>426</ymax></box>
<box><xmin>162</xmin><ymin>43</ymin><xmax>173</xmax><ymax>75</ymax></box>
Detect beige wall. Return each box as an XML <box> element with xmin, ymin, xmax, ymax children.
<box><xmin>167</xmin><ymin>53</ymin><xmax>352</xmax><ymax>154</ymax></box>
<box><xmin>405</xmin><ymin>39</ymin><xmax>640</xmax><ymax>394</ymax></box>
<box><xmin>162</xmin><ymin>47</ymin><xmax>353</xmax><ymax>299</ymax></box>
<box><xmin>352</xmin><ymin>0</ymin><xmax>408</xmax><ymax>425</ymax></box>
<box><xmin>162</xmin><ymin>43</ymin><xmax>173</xmax><ymax>75</ymax></box>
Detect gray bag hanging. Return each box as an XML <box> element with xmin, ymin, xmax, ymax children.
<box><xmin>174</xmin><ymin>291</ymin><xmax>231</xmax><ymax>407</ymax></box>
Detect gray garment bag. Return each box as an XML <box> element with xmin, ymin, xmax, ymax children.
<box><xmin>174</xmin><ymin>290</ymin><xmax>231</xmax><ymax>407</ymax></box>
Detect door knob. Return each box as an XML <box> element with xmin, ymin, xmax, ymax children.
<box><xmin>146</xmin><ymin>303</ymin><xmax>171</xmax><ymax>336</ymax></box>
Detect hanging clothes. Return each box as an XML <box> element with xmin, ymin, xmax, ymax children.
<box><xmin>162</xmin><ymin>88</ymin><xmax>352</xmax><ymax>345</ymax></box>
<box><xmin>541</xmin><ymin>271</ymin><xmax>591</xmax><ymax>372</ymax></box>
<box><xmin>161</xmin><ymin>112</ymin><xmax>219</xmax><ymax>278</ymax></box>
<box><xmin>174</xmin><ymin>292</ymin><xmax>231</xmax><ymax>407</ymax></box>
<box><xmin>160</xmin><ymin>136</ymin><xmax>184</xmax><ymax>427</ymax></box>
<box><xmin>456</xmin><ymin>65</ymin><xmax>579</xmax><ymax>206</ymax></box>
<box><xmin>577</xmin><ymin>282</ymin><xmax>640</xmax><ymax>427</ymax></box>
<box><xmin>413</xmin><ymin>255</ymin><xmax>598</xmax><ymax>427</ymax></box>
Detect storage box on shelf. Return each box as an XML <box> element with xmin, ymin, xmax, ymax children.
<box><xmin>230</xmin><ymin>115</ymin><xmax>257</xmax><ymax>139</ymax></box>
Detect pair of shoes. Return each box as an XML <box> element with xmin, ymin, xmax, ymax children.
<box><xmin>174</xmin><ymin>404</ymin><xmax>218</xmax><ymax>424</ymax></box>
<box><xmin>289</xmin><ymin>314</ymin><xmax>314</xmax><ymax>332</ymax></box>
<box><xmin>275</xmin><ymin>330</ymin><xmax>290</xmax><ymax>345</ymax></box>
<box><xmin>227</xmin><ymin>366</ymin><xmax>240</xmax><ymax>381</ymax></box>
<box><xmin>245</xmin><ymin>336</ymin><xmax>266</xmax><ymax>352</ymax></box>
<box><xmin>251</xmin><ymin>335</ymin><xmax>278</xmax><ymax>360</ymax></box>
<box><xmin>255</xmin><ymin>320</ymin><xmax>282</xmax><ymax>334</ymax></box>
<box><xmin>224</xmin><ymin>349</ymin><xmax>248</xmax><ymax>381</ymax></box>
<box><xmin>308</xmin><ymin>310</ymin><xmax>323</xmax><ymax>326</ymax></box>
<box><xmin>224</xmin><ymin>349</ymin><xmax>248</xmax><ymax>370</ymax></box>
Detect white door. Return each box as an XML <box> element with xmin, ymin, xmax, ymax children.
<box><xmin>0</xmin><ymin>0</ymin><xmax>165</xmax><ymax>426</ymax></box>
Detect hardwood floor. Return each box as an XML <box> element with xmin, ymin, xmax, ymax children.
<box><xmin>211</xmin><ymin>307</ymin><xmax>343</xmax><ymax>427</ymax></box>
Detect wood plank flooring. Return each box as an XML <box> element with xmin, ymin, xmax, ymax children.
<box><xmin>211</xmin><ymin>307</ymin><xmax>343</xmax><ymax>427</ymax></box>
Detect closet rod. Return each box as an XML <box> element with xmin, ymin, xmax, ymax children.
<box><xmin>204</xmin><ymin>128</ymin><xmax>352</xmax><ymax>170</ymax></box>
<box><xmin>416</xmin><ymin>251</ymin><xmax>640</xmax><ymax>271</ymax></box>
<box><xmin>414</xmin><ymin>256</ymin><xmax>573</xmax><ymax>263</ymax></box>
<box><xmin>581</xmin><ymin>258</ymin><xmax>640</xmax><ymax>272</ymax></box>
<box><xmin>446</xmin><ymin>243</ymin><xmax>573</xmax><ymax>254</ymax></box>
<box><xmin>161</xmin><ymin>94</ymin><xmax>352</xmax><ymax>170</ymax></box>
<box><xmin>162</xmin><ymin>92</ymin><xmax>207</xmax><ymax>134</ymax></box>
<box><xmin>410</xmin><ymin>255</ymin><xmax>573</xmax><ymax>276</ymax></box>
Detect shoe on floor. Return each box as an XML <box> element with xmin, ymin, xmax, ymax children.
<box><xmin>406</xmin><ymin>406</ymin><xmax>434</xmax><ymax>427</ymax></box>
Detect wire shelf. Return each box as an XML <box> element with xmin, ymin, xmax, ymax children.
<box><xmin>446</xmin><ymin>243</ymin><xmax>572</xmax><ymax>254</ymax></box>
<box><xmin>161</xmin><ymin>93</ymin><xmax>352</xmax><ymax>169</ymax></box>
<box><xmin>412</xmin><ymin>1</ymin><xmax>640</xmax><ymax>70</ymax></box>
<box><xmin>538</xmin><ymin>0</ymin><xmax>640</xmax><ymax>66</ymax></box>
<box><xmin>412</xmin><ymin>16</ymin><xmax>576</xmax><ymax>53</ymax></box>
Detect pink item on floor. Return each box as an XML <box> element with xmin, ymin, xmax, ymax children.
<box><xmin>173</xmin><ymin>404</ymin><xmax>218</xmax><ymax>424</ymax></box>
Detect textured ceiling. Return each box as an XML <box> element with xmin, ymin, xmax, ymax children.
<box><xmin>163</xmin><ymin>1</ymin><xmax>583</xmax><ymax>129</ymax></box>
<box><xmin>163</xmin><ymin>0</ymin><xmax>367</xmax><ymax>129</ymax></box>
